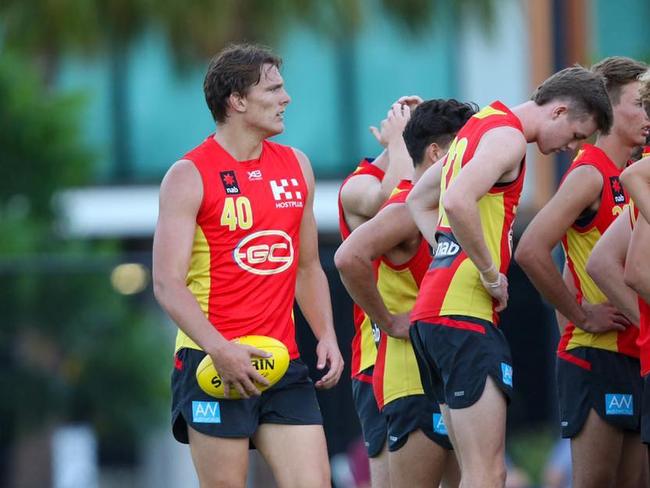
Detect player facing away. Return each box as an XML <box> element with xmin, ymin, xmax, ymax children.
<box><xmin>338</xmin><ymin>97</ymin><xmax>419</xmax><ymax>488</ymax></box>
<box><xmin>516</xmin><ymin>57</ymin><xmax>649</xmax><ymax>488</ymax></box>
<box><xmin>337</xmin><ymin>99</ymin><xmax>477</xmax><ymax>488</ymax></box>
<box><xmin>152</xmin><ymin>44</ymin><xmax>343</xmax><ymax>488</ymax></box>
<box><xmin>406</xmin><ymin>66</ymin><xmax>612</xmax><ymax>488</ymax></box>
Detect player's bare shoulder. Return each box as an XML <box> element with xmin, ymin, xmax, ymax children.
<box><xmin>291</xmin><ymin>147</ymin><xmax>315</xmax><ymax>190</ymax></box>
<box><xmin>159</xmin><ymin>159</ymin><xmax>203</xmax><ymax>213</ymax></box>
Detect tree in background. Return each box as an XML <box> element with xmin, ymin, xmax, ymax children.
<box><xmin>0</xmin><ymin>53</ymin><xmax>169</xmax><ymax>483</ymax></box>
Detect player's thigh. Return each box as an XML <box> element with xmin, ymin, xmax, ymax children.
<box><xmin>253</xmin><ymin>423</ymin><xmax>330</xmax><ymax>488</ymax></box>
<box><xmin>448</xmin><ymin>376</ymin><xmax>507</xmax><ymax>466</ymax></box>
<box><xmin>570</xmin><ymin>409</ymin><xmax>624</xmax><ymax>488</ymax></box>
<box><xmin>188</xmin><ymin>426</ymin><xmax>250</xmax><ymax>488</ymax></box>
<box><xmin>369</xmin><ymin>446</ymin><xmax>390</xmax><ymax>488</ymax></box>
<box><xmin>389</xmin><ymin>429</ymin><xmax>450</xmax><ymax>488</ymax></box>
<box><xmin>615</xmin><ymin>431</ymin><xmax>646</xmax><ymax>488</ymax></box>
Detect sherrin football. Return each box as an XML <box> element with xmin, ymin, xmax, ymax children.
<box><xmin>196</xmin><ymin>335</ymin><xmax>290</xmax><ymax>400</ymax></box>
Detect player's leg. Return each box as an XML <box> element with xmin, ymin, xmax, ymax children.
<box><xmin>570</xmin><ymin>409</ymin><xmax>623</xmax><ymax>487</ymax></box>
<box><xmin>384</xmin><ymin>396</ymin><xmax>456</xmax><ymax>488</ymax></box>
<box><xmin>440</xmin><ymin>404</ymin><xmax>462</xmax><ymax>483</ymax></box>
<box><xmin>447</xmin><ymin>377</ymin><xmax>507</xmax><ymax>488</ymax></box>
<box><xmin>352</xmin><ymin>371</ymin><xmax>390</xmax><ymax>488</ymax></box>
<box><xmin>253</xmin><ymin>359</ymin><xmax>330</xmax><ymax>488</ymax></box>
<box><xmin>188</xmin><ymin>427</ymin><xmax>250</xmax><ymax>488</ymax></box>
<box><xmin>369</xmin><ymin>447</ymin><xmax>390</xmax><ymax>488</ymax></box>
<box><xmin>171</xmin><ymin>348</ymin><xmax>259</xmax><ymax>487</ymax></box>
<box><xmin>254</xmin><ymin>424</ymin><xmax>330</xmax><ymax>488</ymax></box>
<box><xmin>615</xmin><ymin>432</ymin><xmax>646</xmax><ymax>487</ymax></box>
<box><xmin>389</xmin><ymin>430</ymin><xmax>450</xmax><ymax>488</ymax></box>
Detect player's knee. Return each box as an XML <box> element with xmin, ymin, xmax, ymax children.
<box><xmin>292</xmin><ymin>466</ymin><xmax>330</xmax><ymax>488</ymax></box>
<box><xmin>197</xmin><ymin>472</ymin><xmax>246</xmax><ymax>488</ymax></box>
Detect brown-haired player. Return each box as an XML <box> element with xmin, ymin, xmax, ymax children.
<box><xmin>338</xmin><ymin>97</ymin><xmax>419</xmax><ymax>488</ymax></box>
<box><xmin>337</xmin><ymin>98</ymin><xmax>477</xmax><ymax>488</ymax></box>
<box><xmin>406</xmin><ymin>65</ymin><xmax>612</xmax><ymax>488</ymax></box>
<box><xmin>153</xmin><ymin>43</ymin><xmax>343</xmax><ymax>488</ymax></box>
<box><xmin>516</xmin><ymin>56</ymin><xmax>650</xmax><ymax>487</ymax></box>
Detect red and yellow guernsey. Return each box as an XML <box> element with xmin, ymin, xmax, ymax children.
<box><xmin>174</xmin><ymin>135</ymin><xmax>307</xmax><ymax>359</ymax></box>
<box><xmin>372</xmin><ymin>181</ymin><xmax>432</xmax><ymax>409</ymax></box>
<box><xmin>643</xmin><ymin>146</ymin><xmax>650</xmax><ymax>158</ymax></box>
<box><xmin>558</xmin><ymin>144</ymin><xmax>638</xmax><ymax>363</ymax></box>
<box><xmin>411</xmin><ymin>101</ymin><xmax>525</xmax><ymax>325</ymax></box>
<box><xmin>338</xmin><ymin>159</ymin><xmax>386</xmax><ymax>380</ymax></box>
<box><xmin>630</xmin><ymin>201</ymin><xmax>650</xmax><ymax>375</ymax></box>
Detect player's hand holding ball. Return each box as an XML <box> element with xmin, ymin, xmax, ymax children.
<box><xmin>198</xmin><ymin>335</ymin><xmax>289</xmax><ymax>399</ymax></box>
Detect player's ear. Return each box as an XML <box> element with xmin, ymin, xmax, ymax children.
<box><xmin>426</xmin><ymin>142</ymin><xmax>442</xmax><ymax>163</ymax></box>
<box><xmin>552</xmin><ymin>103</ymin><xmax>569</xmax><ymax>120</ymax></box>
<box><xmin>229</xmin><ymin>92</ymin><xmax>247</xmax><ymax>114</ymax></box>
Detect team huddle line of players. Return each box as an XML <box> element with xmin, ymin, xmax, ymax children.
<box><xmin>153</xmin><ymin>43</ymin><xmax>650</xmax><ymax>488</ymax></box>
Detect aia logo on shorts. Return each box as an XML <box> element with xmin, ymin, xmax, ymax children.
<box><xmin>609</xmin><ymin>176</ymin><xmax>625</xmax><ymax>205</ymax></box>
<box><xmin>220</xmin><ymin>170</ymin><xmax>241</xmax><ymax>194</ymax></box>
<box><xmin>233</xmin><ymin>230</ymin><xmax>294</xmax><ymax>275</ymax></box>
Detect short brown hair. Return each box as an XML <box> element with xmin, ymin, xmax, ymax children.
<box><xmin>532</xmin><ymin>65</ymin><xmax>613</xmax><ymax>134</ymax></box>
<box><xmin>640</xmin><ymin>71</ymin><xmax>650</xmax><ymax>116</ymax></box>
<box><xmin>204</xmin><ymin>43</ymin><xmax>282</xmax><ymax>124</ymax></box>
<box><xmin>591</xmin><ymin>56</ymin><xmax>648</xmax><ymax>105</ymax></box>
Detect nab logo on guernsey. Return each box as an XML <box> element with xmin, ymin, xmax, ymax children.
<box><xmin>501</xmin><ymin>362</ymin><xmax>513</xmax><ymax>387</ymax></box>
<box><xmin>192</xmin><ymin>401</ymin><xmax>221</xmax><ymax>423</ymax></box>
<box><xmin>605</xmin><ymin>393</ymin><xmax>633</xmax><ymax>416</ymax></box>
<box><xmin>270</xmin><ymin>179</ymin><xmax>304</xmax><ymax>208</ymax></box>
<box><xmin>234</xmin><ymin>230</ymin><xmax>294</xmax><ymax>275</ymax></box>
<box><xmin>433</xmin><ymin>413</ymin><xmax>448</xmax><ymax>436</ymax></box>
<box><xmin>220</xmin><ymin>170</ymin><xmax>241</xmax><ymax>194</ymax></box>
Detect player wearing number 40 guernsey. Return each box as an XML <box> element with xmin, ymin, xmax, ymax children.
<box><xmin>153</xmin><ymin>44</ymin><xmax>343</xmax><ymax>488</ymax></box>
<box><xmin>337</xmin><ymin>99</ymin><xmax>476</xmax><ymax>488</ymax></box>
<box><xmin>516</xmin><ymin>57</ymin><xmax>649</xmax><ymax>488</ymax></box>
<box><xmin>406</xmin><ymin>66</ymin><xmax>612</xmax><ymax>488</ymax></box>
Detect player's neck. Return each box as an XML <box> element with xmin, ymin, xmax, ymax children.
<box><xmin>510</xmin><ymin>101</ymin><xmax>539</xmax><ymax>143</ymax></box>
<box><xmin>213</xmin><ymin>123</ymin><xmax>265</xmax><ymax>161</ymax></box>
<box><xmin>595</xmin><ymin>132</ymin><xmax>635</xmax><ymax>169</ymax></box>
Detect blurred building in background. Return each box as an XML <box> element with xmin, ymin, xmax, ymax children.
<box><xmin>1</xmin><ymin>0</ymin><xmax>649</xmax><ymax>486</ymax></box>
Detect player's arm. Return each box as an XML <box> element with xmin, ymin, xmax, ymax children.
<box><xmin>586</xmin><ymin>208</ymin><xmax>640</xmax><ymax>324</ymax></box>
<box><xmin>293</xmin><ymin>148</ymin><xmax>344</xmax><ymax>389</ymax></box>
<box><xmin>624</xmin><ymin>213</ymin><xmax>650</xmax><ymax>304</ymax></box>
<box><xmin>621</xmin><ymin>157</ymin><xmax>650</xmax><ymax>222</ymax></box>
<box><xmin>335</xmin><ymin>203</ymin><xmax>420</xmax><ymax>339</ymax></box>
<box><xmin>152</xmin><ymin>160</ymin><xmax>269</xmax><ymax>398</ymax></box>
<box><xmin>340</xmin><ymin>102</ymin><xmax>414</xmax><ymax>228</ymax></box>
<box><xmin>443</xmin><ymin>126</ymin><xmax>526</xmax><ymax>311</ymax></box>
<box><xmin>515</xmin><ymin>166</ymin><xmax>629</xmax><ymax>332</ymax></box>
<box><xmin>555</xmin><ymin>264</ymin><xmax>576</xmax><ymax>334</ymax></box>
<box><xmin>406</xmin><ymin>158</ymin><xmax>444</xmax><ymax>247</ymax></box>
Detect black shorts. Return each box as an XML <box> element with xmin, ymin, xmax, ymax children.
<box><xmin>383</xmin><ymin>395</ymin><xmax>453</xmax><ymax>451</ymax></box>
<box><xmin>642</xmin><ymin>374</ymin><xmax>650</xmax><ymax>444</ymax></box>
<box><xmin>171</xmin><ymin>348</ymin><xmax>322</xmax><ymax>444</ymax></box>
<box><xmin>410</xmin><ymin>316</ymin><xmax>514</xmax><ymax>409</ymax></box>
<box><xmin>351</xmin><ymin>367</ymin><xmax>387</xmax><ymax>457</ymax></box>
<box><xmin>557</xmin><ymin>347</ymin><xmax>641</xmax><ymax>438</ymax></box>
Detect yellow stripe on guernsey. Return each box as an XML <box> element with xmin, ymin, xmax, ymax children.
<box><xmin>439</xmin><ymin>191</ymin><xmax>508</xmax><ymax>321</ymax></box>
<box><xmin>377</xmin><ymin>263</ymin><xmax>424</xmax><ymax>405</ymax></box>
<box><xmin>564</xmin><ymin>227</ymin><xmax>620</xmax><ymax>351</ymax></box>
<box><xmin>358</xmin><ymin>314</ymin><xmax>377</xmax><ymax>371</ymax></box>
<box><xmin>175</xmin><ymin>225</ymin><xmax>210</xmax><ymax>353</ymax></box>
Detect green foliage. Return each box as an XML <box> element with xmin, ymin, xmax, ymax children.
<box><xmin>508</xmin><ymin>427</ymin><xmax>558</xmax><ymax>485</ymax></box>
<box><xmin>0</xmin><ymin>53</ymin><xmax>90</xmax><ymax>228</ymax></box>
<box><xmin>0</xmin><ymin>53</ymin><xmax>169</xmax><ymax>448</ymax></box>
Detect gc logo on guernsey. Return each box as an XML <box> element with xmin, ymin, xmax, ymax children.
<box><xmin>233</xmin><ymin>230</ymin><xmax>294</xmax><ymax>275</ymax></box>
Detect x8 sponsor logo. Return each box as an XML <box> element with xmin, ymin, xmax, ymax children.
<box><xmin>233</xmin><ymin>230</ymin><xmax>294</xmax><ymax>275</ymax></box>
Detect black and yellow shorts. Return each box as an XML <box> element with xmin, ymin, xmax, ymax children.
<box><xmin>557</xmin><ymin>347</ymin><xmax>641</xmax><ymax>438</ymax></box>
<box><xmin>410</xmin><ymin>316</ymin><xmax>514</xmax><ymax>409</ymax></box>
<box><xmin>171</xmin><ymin>348</ymin><xmax>322</xmax><ymax>444</ymax></box>
<box><xmin>383</xmin><ymin>394</ymin><xmax>453</xmax><ymax>451</ymax></box>
<box><xmin>351</xmin><ymin>366</ymin><xmax>387</xmax><ymax>457</ymax></box>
